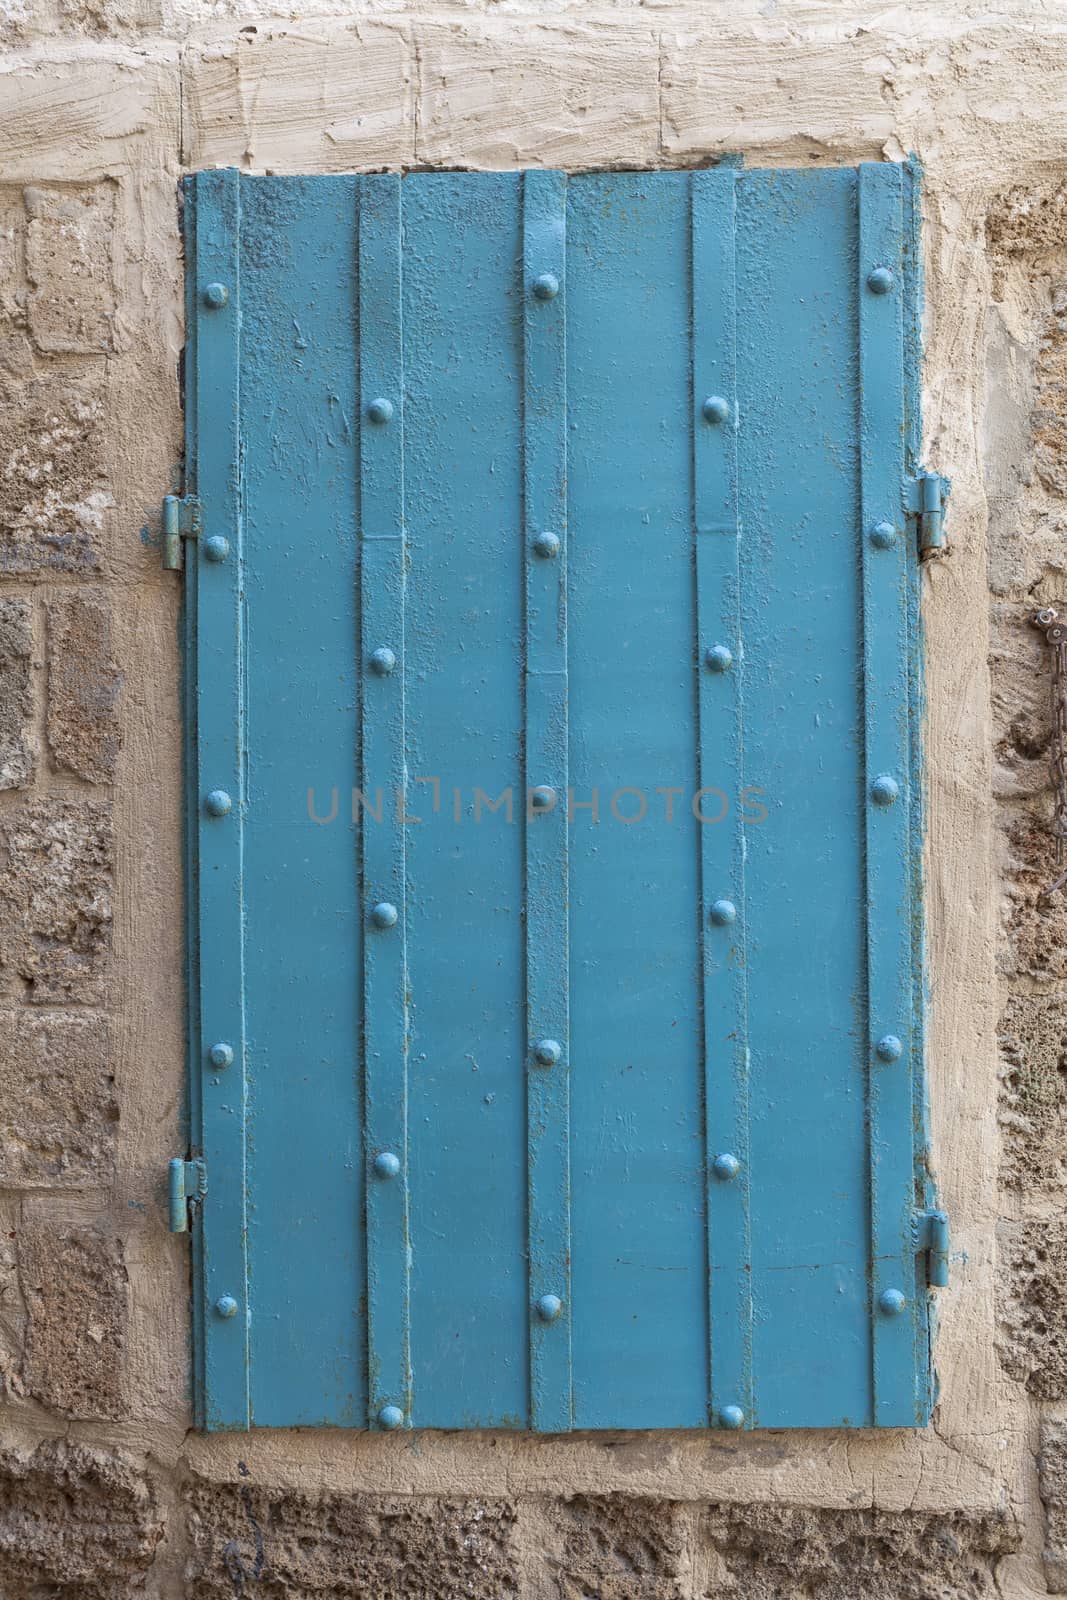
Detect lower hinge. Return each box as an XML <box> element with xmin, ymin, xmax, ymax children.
<box><xmin>168</xmin><ymin>1157</ymin><xmax>207</xmax><ymax>1233</ymax></box>
<box><xmin>161</xmin><ymin>494</ymin><xmax>201</xmax><ymax>571</ymax></box>
<box><xmin>913</xmin><ymin>1208</ymin><xmax>950</xmax><ymax>1289</ymax></box>
<box><xmin>905</xmin><ymin>471</ymin><xmax>950</xmax><ymax>556</ymax></box>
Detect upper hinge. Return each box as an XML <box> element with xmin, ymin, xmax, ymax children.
<box><xmin>168</xmin><ymin>1156</ymin><xmax>207</xmax><ymax>1233</ymax></box>
<box><xmin>905</xmin><ymin>470</ymin><xmax>950</xmax><ymax>556</ymax></box>
<box><xmin>161</xmin><ymin>494</ymin><xmax>201</xmax><ymax>571</ymax></box>
<box><xmin>913</xmin><ymin>1207</ymin><xmax>950</xmax><ymax>1289</ymax></box>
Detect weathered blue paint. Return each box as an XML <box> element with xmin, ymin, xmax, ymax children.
<box><xmin>523</xmin><ymin>169</ymin><xmax>573</xmax><ymax>1434</ymax></box>
<box><xmin>360</xmin><ymin>174</ymin><xmax>412</xmax><ymax>1432</ymax></box>
<box><xmin>186</xmin><ymin>168</ymin><xmax>249</xmax><ymax>1430</ymax></box>
<box><xmin>181</xmin><ymin>164</ymin><xmax>939</xmax><ymax>1433</ymax></box>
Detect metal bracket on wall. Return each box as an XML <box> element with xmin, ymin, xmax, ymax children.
<box><xmin>913</xmin><ymin>1208</ymin><xmax>950</xmax><ymax>1288</ymax></box>
<box><xmin>161</xmin><ymin>494</ymin><xmax>202</xmax><ymax>570</ymax></box>
<box><xmin>168</xmin><ymin>1157</ymin><xmax>207</xmax><ymax>1233</ymax></box>
<box><xmin>905</xmin><ymin>470</ymin><xmax>950</xmax><ymax>555</ymax></box>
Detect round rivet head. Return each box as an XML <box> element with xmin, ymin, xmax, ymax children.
<box><xmin>203</xmin><ymin>281</ymin><xmax>229</xmax><ymax>309</ymax></box>
<box><xmin>215</xmin><ymin>1294</ymin><xmax>238</xmax><ymax>1319</ymax></box>
<box><xmin>533</xmin><ymin>1038</ymin><xmax>562</xmax><ymax>1067</ymax></box>
<box><xmin>871</xmin><ymin>774</ymin><xmax>900</xmax><ymax>807</ymax></box>
<box><xmin>876</xmin><ymin>1034</ymin><xmax>903</xmax><ymax>1063</ymax></box>
<box><xmin>719</xmin><ymin>1404</ymin><xmax>745</xmax><ymax>1430</ymax></box>
<box><xmin>378</xmin><ymin>1403</ymin><xmax>405</xmax><ymax>1430</ymax></box>
<box><xmin>369</xmin><ymin>647</ymin><xmax>397</xmax><ymax>676</ymax></box>
<box><xmin>710</xmin><ymin>899</ymin><xmax>737</xmax><ymax>926</ymax></box>
<box><xmin>712</xmin><ymin>1152</ymin><xmax>741</xmax><ymax>1181</ymax></box>
<box><xmin>204</xmin><ymin>534</ymin><xmax>230</xmax><ymax>563</ymax></box>
<box><xmin>702</xmin><ymin>395</ymin><xmax>731</xmax><ymax>425</ymax></box>
<box><xmin>867</xmin><ymin>266</ymin><xmax>895</xmax><ymax>295</ymax></box>
<box><xmin>705</xmin><ymin>644</ymin><xmax>733</xmax><ymax>673</ymax></box>
<box><xmin>870</xmin><ymin>521</ymin><xmax>897</xmax><ymax>549</ymax></box>
<box><xmin>536</xmin><ymin>1293</ymin><xmax>563</xmax><ymax>1322</ymax></box>
<box><xmin>532</xmin><ymin>272</ymin><xmax>559</xmax><ymax>301</ymax></box>
<box><xmin>367</xmin><ymin>397</ymin><xmax>394</xmax><ymax>425</ymax></box>
<box><xmin>374</xmin><ymin>1151</ymin><xmax>401</xmax><ymax>1179</ymax></box>
<box><xmin>531</xmin><ymin>785</ymin><xmax>557</xmax><ymax>811</ymax></box>
<box><xmin>879</xmin><ymin>1288</ymin><xmax>907</xmax><ymax>1317</ymax></box>
<box><xmin>208</xmin><ymin>1042</ymin><xmax>234</xmax><ymax>1070</ymax></box>
<box><xmin>370</xmin><ymin>901</ymin><xmax>399</xmax><ymax>929</ymax></box>
<box><xmin>205</xmin><ymin>788</ymin><xmax>232</xmax><ymax>818</ymax></box>
<box><xmin>532</xmin><ymin>530</ymin><xmax>561</xmax><ymax>559</ymax></box>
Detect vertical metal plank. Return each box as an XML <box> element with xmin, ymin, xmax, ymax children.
<box><xmin>858</xmin><ymin>162</ymin><xmax>921</xmax><ymax>1425</ymax></box>
<box><xmin>691</xmin><ymin>169</ymin><xmax>752</xmax><ymax>1430</ymax></box>
<box><xmin>523</xmin><ymin>170</ymin><xmax>572</xmax><ymax>1432</ymax></box>
<box><xmin>359</xmin><ymin>175</ymin><xmax>411</xmax><ymax>1431</ymax></box>
<box><xmin>191</xmin><ymin>168</ymin><xmax>249</xmax><ymax>1430</ymax></box>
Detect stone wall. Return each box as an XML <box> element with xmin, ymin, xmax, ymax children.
<box><xmin>0</xmin><ymin>3</ymin><xmax>1064</xmax><ymax>1595</ymax></box>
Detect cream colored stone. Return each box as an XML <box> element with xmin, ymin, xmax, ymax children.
<box><xmin>415</xmin><ymin>19</ymin><xmax>659</xmax><ymax>169</ymax></box>
<box><xmin>183</xmin><ymin>22</ymin><xmax>414</xmax><ymax>171</ymax></box>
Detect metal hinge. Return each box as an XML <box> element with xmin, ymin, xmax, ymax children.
<box><xmin>905</xmin><ymin>471</ymin><xmax>950</xmax><ymax>555</ymax></box>
<box><xmin>161</xmin><ymin>494</ymin><xmax>201</xmax><ymax>571</ymax></box>
<box><xmin>168</xmin><ymin>1157</ymin><xmax>207</xmax><ymax>1233</ymax></box>
<box><xmin>913</xmin><ymin>1208</ymin><xmax>950</xmax><ymax>1289</ymax></box>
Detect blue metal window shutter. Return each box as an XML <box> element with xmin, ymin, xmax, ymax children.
<box><xmin>177</xmin><ymin>165</ymin><xmax>942</xmax><ymax>1433</ymax></box>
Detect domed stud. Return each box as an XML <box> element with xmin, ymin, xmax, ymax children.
<box><xmin>705</xmin><ymin>644</ymin><xmax>733</xmax><ymax>674</ymax></box>
<box><xmin>214</xmin><ymin>1294</ymin><xmax>238</xmax><ymax>1319</ymax></box>
<box><xmin>530</xmin><ymin>786</ymin><xmax>557</xmax><ymax>811</ymax></box>
<box><xmin>533</xmin><ymin>1038</ymin><xmax>562</xmax><ymax>1067</ymax></box>
<box><xmin>378</xmin><ymin>1403</ymin><xmax>405</xmax><ymax>1430</ymax></box>
<box><xmin>203</xmin><ymin>282</ymin><xmax>229</xmax><ymax>309</ymax></box>
<box><xmin>709</xmin><ymin>899</ymin><xmax>737</xmax><ymax>926</ymax></box>
<box><xmin>536</xmin><ymin>1293</ymin><xmax>563</xmax><ymax>1322</ymax></box>
<box><xmin>532</xmin><ymin>531</ymin><xmax>561</xmax><ymax>559</ymax></box>
<box><xmin>374</xmin><ymin>1151</ymin><xmax>401</xmax><ymax>1180</ymax></box>
<box><xmin>879</xmin><ymin>1287</ymin><xmax>906</xmax><ymax>1317</ymax></box>
<box><xmin>702</xmin><ymin>395</ymin><xmax>730</xmax><ymax>425</ymax></box>
<box><xmin>370</xmin><ymin>901</ymin><xmax>399</xmax><ymax>930</ymax></box>
<box><xmin>204</xmin><ymin>534</ymin><xmax>230</xmax><ymax>563</ymax></box>
<box><xmin>867</xmin><ymin>266</ymin><xmax>894</xmax><ymax>296</ymax></box>
<box><xmin>532</xmin><ymin>273</ymin><xmax>560</xmax><ymax>301</ymax></box>
<box><xmin>870</xmin><ymin>774</ymin><xmax>899</xmax><ymax>807</ymax></box>
<box><xmin>367</xmin><ymin>397</ymin><xmax>394</xmax><ymax>425</ymax></box>
<box><xmin>712</xmin><ymin>1152</ymin><xmax>740</xmax><ymax>1181</ymax></box>
<box><xmin>369</xmin><ymin>647</ymin><xmax>397</xmax><ymax>676</ymax></box>
<box><xmin>204</xmin><ymin>789</ymin><xmax>232</xmax><ymax>818</ymax></box>
<box><xmin>208</xmin><ymin>1042</ymin><xmax>234</xmax><ymax>1070</ymax></box>
<box><xmin>870</xmin><ymin>522</ymin><xmax>897</xmax><ymax>549</ymax></box>
<box><xmin>719</xmin><ymin>1404</ymin><xmax>745</xmax><ymax>1430</ymax></box>
<box><xmin>876</xmin><ymin>1034</ymin><xmax>903</xmax><ymax>1063</ymax></box>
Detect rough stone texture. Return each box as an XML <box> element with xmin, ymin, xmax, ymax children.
<box><xmin>24</xmin><ymin>183</ymin><xmax>115</xmax><ymax>355</ymax></box>
<box><xmin>0</xmin><ymin>596</ymin><xmax>33</xmax><ymax>790</ymax></box>
<box><xmin>1000</xmin><ymin>808</ymin><xmax>1067</xmax><ymax>984</ymax></box>
<box><xmin>988</xmin><ymin>181</ymin><xmax>1067</xmax><ymax>296</ymax></box>
<box><xmin>0</xmin><ymin>355</ymin><xmax>106</xmax><ymax>574</ymax></box>
<box><xmin>0</xmin><ymin>1012</ymin><xmax>115</xmax><ymax>1187</ymax></box>
<box><xmin>1042</xmin><ymin>1418</ymin><xmax>1067</xmax><ymax>1594</ymax></box>
<box><xmin>0</xmin><ymin>1438</ymin><xmax>163</xmax><ymax>1598</ymax></box>
<box><xmin>997</xmin><ymin>1216</ymin><xmax>1067</xmax><ymax>1400</ymax></box>
<box><xmin>16</xmin><ymin>1209</ymin><xmax>127</xmax><ymax>1419</ymax></box>
<box><xmin>1035</xmin><ymin>281</ymin><xmax>1067</xmax><ymax>498</ymax></box>
<box><xmin>697</xmin><ymin>1503</ymin><xmax>1019</xmax><ymax>1599</ymax></box>
<box><xmin>547</xmin><ymin>1495</ymin><xmax>687</xmax><ymax>1599</ymax></box>
<box><xmin>998</xmin><ymin>993</ymin><xmax>1067</xmax><ymax>1190</ymax></box>
<box><xmin>183</xmin><ymin>1482</ymin><xmax>518</xmax><ymax>1598</ymax></box>
<box><xmin>0</xmin><ymin>796</ymin><xmax>113</xmax><ymax>1003</ymax></box>
<box><xmin>47</xmin><ymin>592</ymin><xmax>122</xmax><ymax>782</ymax></box>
